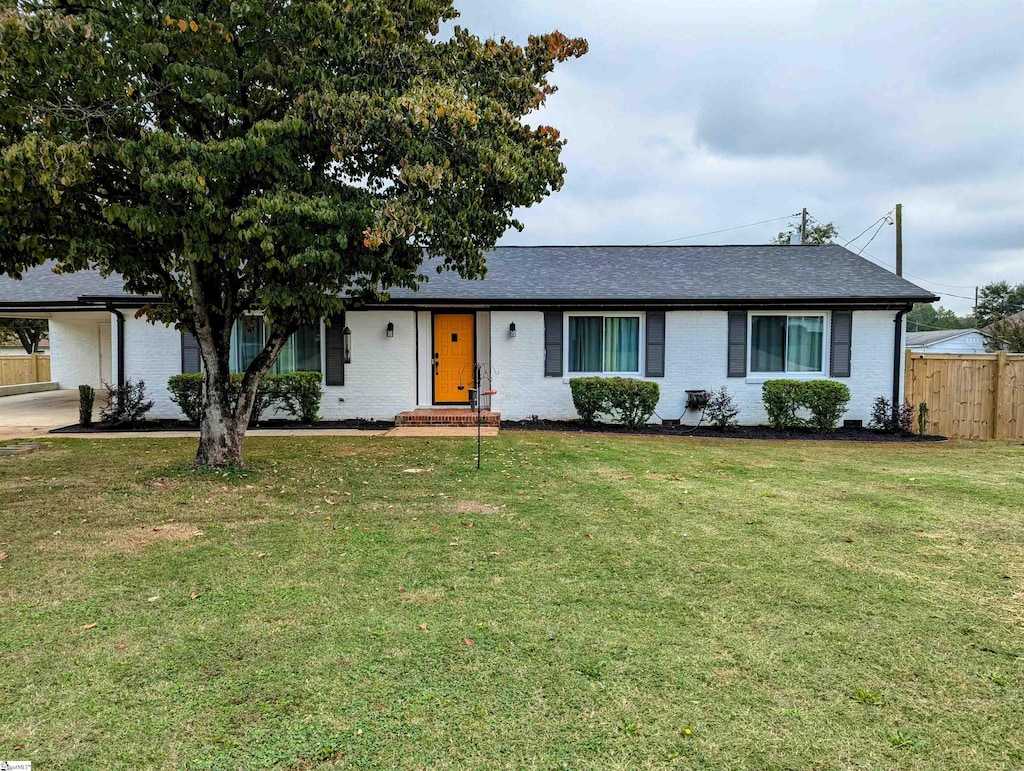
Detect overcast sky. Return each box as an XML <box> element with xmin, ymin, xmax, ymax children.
<box><xmin>455</xmin><ymin>0</ymin><xmax>1024</xmax><ymax>314</ymax></box>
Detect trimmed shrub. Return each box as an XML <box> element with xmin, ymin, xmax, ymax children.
<box><xmin>762</xmin><ymin>379</ymin><xmax>805</xmax><ymax>429</ymax></box>
<box><xmin>168</xmin><ymin>373</ymin><xmax>203</xmax><ymax>424</ymax></box>
<box><xmin>78</xmin><ymin>384</ymin><xmax>95</xmax><ymax>427</ymax></box>
<box><xmin>570</xmin><ymin>377</ymin><xmax>612</xmax><ymax>424</ymax></box>
<box><xmin>276</xmin><ymin>371</ymin><xmax>323</xmax><ymax>423</ymax></box>
<box><xmin>605</xmin><ymin>377</ymin><xmax>660</xmax><ymax>430</ymax></box>
<box><xmin>705</xmin><ymin>386</ymin><xmax>740</xmax><ymax>429</ymax></box>
<box><xmin>167</xmin><ymin>371</ymin><xmax>322</xmax><ymax>425</ymax></box>
<box><xmin>762</xmin><ymin>379</ymin><xmax>850</xmax><ymax>431</ymax></box>
<box><xmin>802</xmin><ymin>380</ymin><xmax>851</xmax><ymax>431</ymax></box>
<box><xmin>100</xmin><ymin>378</ymin><xmax>154</xmax><ymax>426</ymax></box>
<box><xmin>869</xmin><ymin>396</ymin><xmax>914</xmax><ymax>434</ymax></box>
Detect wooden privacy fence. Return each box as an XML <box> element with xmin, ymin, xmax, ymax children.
<box><xmin>905</xmin><ymin>351</ymin><xmax>1024</xmax><ymax>439</ymax></box>
<box><xmin>0</xmin><ymin>354</ymin><xmax>51</xmax><ymax>387</ymax></box>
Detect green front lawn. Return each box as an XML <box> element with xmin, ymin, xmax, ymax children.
<box><xmin>1</xmin><ymin>434</ymin><xmax>1022</xmax><ymax>769</ymax></box>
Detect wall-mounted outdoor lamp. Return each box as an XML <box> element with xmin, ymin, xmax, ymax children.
<box><xmin>385</xmin><ymin>321</ymin><xmax>395</xmax><ymax>338</ymax></box>
<box><xmin>508</xmin><ymin>322</ymin><xmax>517</xmax><ymax>338</ymax></box>
<box><xmin>342</xmin><ymin>326</ymin><xmax>352</xmax><ymax>364</ymax></box>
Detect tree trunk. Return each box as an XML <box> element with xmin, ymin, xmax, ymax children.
<box><xmin>195</xmin><ymin>371</ymin><xmax>247</xmax><ymax>466</ymax></box>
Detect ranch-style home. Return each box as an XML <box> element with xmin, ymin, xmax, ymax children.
<box><xmin>0</xmin><ymin>244</ymin><xmax>936</xmax><ymax>425</ymax></box>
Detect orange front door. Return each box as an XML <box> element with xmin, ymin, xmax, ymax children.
<box><xmin>433</xmin><ymin>314</ymin><xmax>475</xmax><ymax>403</ymax></box>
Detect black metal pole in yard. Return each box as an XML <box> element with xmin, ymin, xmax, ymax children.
<box><xmin>476</xmin><ymin>365</ymin><xmax>482</xmax><ymax>470</ymax></box>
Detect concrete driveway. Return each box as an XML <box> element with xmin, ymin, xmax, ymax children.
<box><xmin>0</xmin><ymin>389</ymin><xmax>83</xmax><ymax>441</ymax></box>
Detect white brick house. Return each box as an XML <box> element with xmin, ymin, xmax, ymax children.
<box><xmin>0</xmin><ymin>245</ymin><xmax>937</xmax><ymax>425</ymax></box>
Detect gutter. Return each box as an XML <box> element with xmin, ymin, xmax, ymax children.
<box><xmin>892</xmin><ymin>307</ymin><xmax>909</xmax><ymax>409</ymax></box>
<box><xmin>106</xmin><ymin>304</ymin><xmax>126</xmax><ymax>388</ymax></box>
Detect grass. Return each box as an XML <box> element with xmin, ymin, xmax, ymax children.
<box><xmin>0</xmin><ymin>432</ymin><xmax>1022</xmax><ymax>769</ymax></box>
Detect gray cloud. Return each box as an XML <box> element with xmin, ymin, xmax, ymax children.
<box><xmin>454</xmin><ymin>0</ymin><xmax>1024</xmax><ymax>313</ymax></box>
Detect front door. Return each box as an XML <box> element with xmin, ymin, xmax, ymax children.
<box><xmin>433</xmin><ymin>314</ymin><xmax>475</xmax><ymax>403</ymax></box>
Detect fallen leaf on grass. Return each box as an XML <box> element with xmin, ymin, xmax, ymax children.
<box><xmin>464</xmin><ymin>638</ymin><xmax>474</xmax><ymax>646</ymax></box>
<box><xmin>115</xmin><ymin>644</ymin><xmax>127</xmax><ymax>651</ymax></box>
<box><xmin>398</xmin><ymin>585</ymin><xmax>406</xmax><ymax>592</ymax></box>
<box><xmin>14</xmin><ymin>743</ymin><xmax>24</xmax><ymax>750</ymax></box>
<box><xmin>257</xmin><ymin>552</ymin><xmax>267</xmax><ymax>559</ymax></box>
<box><xmin>0</xmin><ymin>552</ymin><xmax>7</xmax><ymax>561</ymax></box>
<box><xmin>843</xmin><ymin>536</ymin><xmax>853</xmax><ymax>543</ymax></box>
<box><xmin>403</xmin><ymin>468</ymin><xmax>426</xmax><ymax>474</ymax></box>
<box><xmin>585</xmin><ymin>533</ymin><xmax>594</xmax><ymax>539</ymax></box>
<box><xmin>147</xmin><ymin>596</ymin><xmax>159</xmax><ymax>603</ymax></box>
<box><xmin>418</xmin><ymin>623</ymin><xmax>428</xmax><ymax>630</ymax></box>
<box><xmin>82</xmin><ymin>623</ymin><xmax>97</xmax><ymax>629</ymax></box>
<box><xmin>190</xmin><ymin>591</ymin><xmax>199</xmax><ymax>600</ymax></box>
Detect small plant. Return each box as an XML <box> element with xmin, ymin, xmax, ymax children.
<box><xmin>570</xmin><ymin>377</ymin><xmax>612</xmax><ymax>425</ymax></box>
<box><xmin>100</xmin><ymin>378</ymin><xmax>154</xmax><ymax>426</ymax></box>
<box><xmin>605</xmin><ymin>377</ymin><xmax>660</xmax><ymax>429</ymax></box>
<box><xmin>705</xmin><ymin>386</ymin><xmax>740</xmax><ymax>429</ymax></box>
<box><xmin>869</xmin><ymin>396</ymin><xmax>914</xmax><ymax>434</ymax></box>
<box><xmin>276</xmin><ymin>371</ymin><xmax>323</xmax><ymax>424</ymax></box>
<box><xmin>851</xmin><ymin>685</ymin><xmax>883</xmax><ymax>705</ymax></box>
<box><xmin>917</xmin><ymin>402</ymin><xmax>929</xmax><ymax>435</ymax></box>
<box><xmin>78</xmin><ymin>384</ymin><xmax>95</xmax><ymax>427</ymax></box>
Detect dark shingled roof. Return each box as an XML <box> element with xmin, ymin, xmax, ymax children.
<box><xmin>0</xmin><ymin>245</ymin><xmax>937</xmax><ymax>308</ymax></box>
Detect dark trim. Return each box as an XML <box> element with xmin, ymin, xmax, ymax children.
<box><xmin>353</xmin><ymin>298</ymin><xmax>938</xmax><ymax>312</ymax></box>
<box><xmin>893</xmin><ymin>307</ymin><xmax>909</xmax><ymax>408</ymax></box>
<box><xmin>430</xmin><ymin>310</ymin><xmax>476</xmax><ymax>406</ymax></box>
<box><xmin>106</xmin><ymin>305</ymin><xmax>125</xmax><ymax>388</ymax></box>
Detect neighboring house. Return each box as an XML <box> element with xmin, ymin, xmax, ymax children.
<box><xmin>906</xmin><ymin>329</ymin><xmax>992</xmax><ymax>354</ymax></box>
<box><xmin>0</xmin><ymin>245</ymin><xmax>936</xmax><ymax>425</ymax></box>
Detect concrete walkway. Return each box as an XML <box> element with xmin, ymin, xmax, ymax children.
<box><xmin>0</xmin><ymin>389</ymin><xmax>498</xmax><ymax>441</ymax></box>
<box><xmin>0</xmin><ymin>389</ymin><xmax>82</xmax><ymax>441</ymax></box>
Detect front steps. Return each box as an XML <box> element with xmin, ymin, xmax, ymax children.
<box><xmin>395</xmin><ymin>408</ymin><xmax>501</xmax><ymax>427</ymax></box>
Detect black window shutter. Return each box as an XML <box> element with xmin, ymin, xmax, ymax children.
<box><xmin>181</xmin><ymin>331</ymin><xmax>201</xmax><ymax>374</ymax></box>
<box><xmin>645</xmin><ymin>311</ymin><xmax>666</xmax><ymax>377</ymax></box>
<box><xmin>543</xmin><ymin>311</ymin><xmax>563</xmax><ymax>377</ymax></box>
<box><xmin>727</xmin><ymin>311</ymin><xmax>747</xmax><ymax>378</ymax></box>
<box><xmin>830</xmin><ymin>311</ymin><xmax>853</xmax><ymax>377</ymax></box>
<box><xmin>325</xmin><ymin>313</ymin><xmax>345</xmax><ymax>386</ymax></box>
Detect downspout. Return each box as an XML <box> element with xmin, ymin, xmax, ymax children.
<box><xmin>107</xmin><ymin>305</ymin><xmax>126</xmax><ymax>388</ymax></box>
<box><xmin>892</xmin><ymin>307</ymin><xmax>908</xmax><ymax>408</ymax></box>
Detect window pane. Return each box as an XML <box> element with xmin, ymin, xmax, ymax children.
<box><xmin>569</xmin><ymin>316</ymin><xmax>603</xmax><ymax>372</ymax></box>
<box><xmin>787</xmin><ymin>316</ymin><xmax>824</xmax><ymax>372</ymax></box>
<box><xmin>751</xmin><ymin>315</ymin><xmax>786</xmax><ymax>372</ymax></box>
<box><xmin>233</xmin><ymin>316</ymin><xmax>265</xmax><ymax>373</ymax></box>
<box><xmin>274</xmin><ymin>328</ymin><xmax>294</xmax><ymax>374</ymax></box>
<box><xmin>604</xmin><ymin>317</ymin><xmax>639</xmax><ymax>372</ymax></box>
<box><xmin>292</xmin><ymin>323</ymin><xmax>322</xmax><ymax>373</ymax></box>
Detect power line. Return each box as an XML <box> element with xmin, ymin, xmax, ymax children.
<box><xmin>809</xmin><ymin>210</ymin><xmax>978</xmax><ymax>297</ymax></box>
<box><xmin>647</xmin><ymin>213</ymin><xmax>799</xmax><ymax>245</ymax></box>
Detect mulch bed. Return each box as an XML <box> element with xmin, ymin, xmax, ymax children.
<box><xmin>50</xmin><ymin>418</ymin><xmax>395</xmax><ymax>434</ymax></box>
<box><xmin>502</xmin><ymin>419</ymin><xmax>948</xmax><ymax>442</ymax></box>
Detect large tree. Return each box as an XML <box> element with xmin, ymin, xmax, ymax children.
<box><xmin>0</xmin><ymin>1</ymin><xmax>586</xmax><ymax>465</ymax></box>
<box><xmin>0</xmin><ymin>317</ymin><xmax>48</xmax><ymax>352</ymax></box>
<box><xmin>974</xmin><ymin>281</ymin><xmax>1024</xmax><ymax>328</ymax></box>
<box><xmin>906</xmin><ymin>303</ymin><xmax>971</xmax><ymax>333</ymax></box>
<box><xmin>771</xmin><ymin>220</ymin><xmax>838</xmax><ymax>245</ymax></box>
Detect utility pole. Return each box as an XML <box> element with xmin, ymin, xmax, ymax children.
<box><xmin>895</xmin><ymin>203</ymin><xmax>903</xmax><ymax>276</ymax></box>
<box><xmin>800</xmin><ymin>207</ymin><xmax>808</xmax><ymax>245</ymax></box>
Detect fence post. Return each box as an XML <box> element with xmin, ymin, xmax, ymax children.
<box><xmin>992</xmin><ymin>350</ymin><xmax>1008</xmax><ymax>440</ymax></box>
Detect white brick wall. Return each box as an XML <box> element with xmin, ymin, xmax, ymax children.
<box><xmin>49</xmin><ymin>312</ymin><xmax>111</xmax><ymax>388</ymax></box>
<box><xmin>490</xmin><ymin>309</ymin><xmax>902</xmax><ymax>425</ymax></box>
<box><xmin>118</xmin><ymin>307</ymin><xmax>904</xmax><ymax>425</ymax></box>
<box><xmin>120</xmin><ymin>313</ymin><xmax>186</xmax><ymax>417</ymax></box>
<box><xmin>320</xmin><ymin>310</ymin><xmax>416</xmax><ymax>420</ymax></box>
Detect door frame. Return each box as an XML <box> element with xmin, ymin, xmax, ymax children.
<box><xmin>431</xmin><ymin>310</ymin><xmax>476</xmax><ymax>405</ymax></box>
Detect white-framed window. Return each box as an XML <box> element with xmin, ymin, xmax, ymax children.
<box><xmin>565</xmin><ymin>312</ymin><xmax>644</xmax><ymax>375</ymax></box>
<box><xmin>230</xmin><ymin>316</ymin><xmax>322</xmax><ymax>375</ymax></box>
<box><xmin>748</xmin><ymin>312</ymin><xmax>828</xmax><ymax>376</ymax></box>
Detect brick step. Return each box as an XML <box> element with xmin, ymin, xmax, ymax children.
<box><xmin>396</xmin><ymin>409</ymin><xmax>500</xmax><ymax>427</ymax></box>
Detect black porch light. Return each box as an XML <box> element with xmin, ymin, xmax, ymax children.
<box><xmin>385</xmin><ymin>321</ymin><xmax>395</xmax><ymax>338</ymax></box>
<box><xmin>508</xmin><ymin>321</ymin><xmax>517</xmax><ymax>338</ymax></box>
<box><xmin>342</xmin><ymin>326</ymin><xmax>352</xmax><ymax>363</ymax></box>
